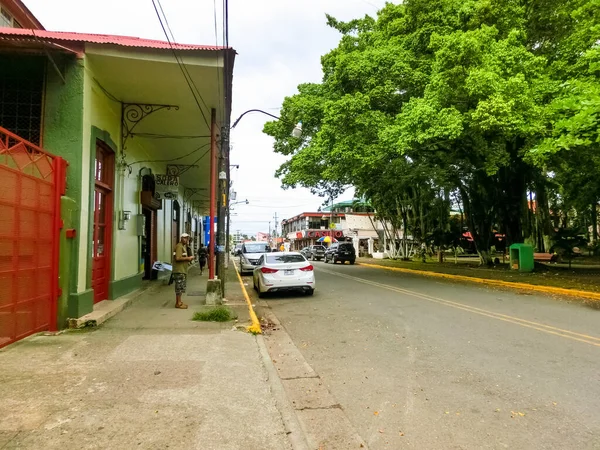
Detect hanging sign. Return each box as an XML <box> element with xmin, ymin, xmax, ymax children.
<box><xmin>155</xmin><ymin>174</ymin><xmax>179</xmax><ymax>199</ymax></box>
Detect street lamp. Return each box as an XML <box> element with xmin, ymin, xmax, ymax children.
<box><xmin>231</xmin><ymin>109</ymin><xmax>303</xmax><ymax>137</ymax></box>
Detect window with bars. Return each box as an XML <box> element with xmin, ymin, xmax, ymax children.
<box><xmin>0</xmin><ymin>55</ymin><xmax>45</xmax><ymax>145</ymax></box>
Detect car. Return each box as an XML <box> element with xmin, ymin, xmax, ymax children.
<box><xmin>300</xmin><ymin>246</ymin><xmax>311</xmax><ymax>259</ymax></box>
<box><xmin>305</xmin><ymin>244</ymin><xmax>326</xmax><ymax>261</ymax></box>
<box><xmin>232</xmin><ymin>243</ymin><xmax>243</xmax><ymax>256</ymax></box>
<box><xmin>252</xmin><ymin>252</ymin><xmax>315</xmax><ymax>297</ymax></box>
<box><xmin>324</xmin><ymin>242</ymin><xmax>356</xmax><ymax>264</ymax></box>
<box><xmin>239</xmin><ymin>242</ymin><xmax>271</xmax><ymax>273</ymax></box>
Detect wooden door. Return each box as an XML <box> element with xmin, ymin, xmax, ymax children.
<box><xmin>91</xmin><ymin>141</ymin><xmax>114</xmax><ymax>303</ymax></box>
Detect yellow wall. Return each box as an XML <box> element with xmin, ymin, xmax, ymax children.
<box><xmin>80</xmin><ymin>58</ymin><xmax>205</xmax><ymax>293</ymax></box>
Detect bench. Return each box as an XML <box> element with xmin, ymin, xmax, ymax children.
<box><xmin>534</xmin><ymin>253</ymin><xmax>555</xmax><ymax>262</ymax></box>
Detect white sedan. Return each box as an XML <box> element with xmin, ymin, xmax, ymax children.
<box><xmin>252</xmin><ymin>252</ymin><xmax>315</xmax><ymax>298</ymax></box>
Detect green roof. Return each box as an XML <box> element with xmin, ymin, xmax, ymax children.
<box><xmin>322</xmin><ymin>199</ymin><xmax>372</xmax><ymax>212</ymax></box>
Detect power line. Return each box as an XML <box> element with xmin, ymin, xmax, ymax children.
<box><xmin>178</xmin><ymin>146</ymin><xmax>212</xmax><ymax>175</ymax></box>
<box><xmin>151</xmin><ymin>0</ymin><xmax>211</xmax><ymax>129</ymax></box>
<box><xmin>213</xmin><ymin>0</ymin><xmax>223</xmax><ymax>122</ymax></box>
<box><xmin>127</xmin><ymin>142</ymin><xmax>211</xmax><ymax>166</ymax></box>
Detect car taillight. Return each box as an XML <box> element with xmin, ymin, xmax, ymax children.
<box><xmin>299</xmin><ymin>265</ymin><xmax>314</xmax><ymax>272</ymax></box>
<box><xmin>261</xmin><ymin>267</ymin><xmax>278</xmax><ymax>274</ymax></box>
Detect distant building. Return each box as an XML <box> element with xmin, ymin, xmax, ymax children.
<box><xmin>0</xmin><ymin>0</ymin><xmax>44</xmax><ymax>29</ymax></box>
<box><xmin>281</xmin><ymin>200</ymin><xmax>392</xmax><ymax>256</ymax></box>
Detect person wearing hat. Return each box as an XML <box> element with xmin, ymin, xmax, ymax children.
<box><xmin>173</xmin><ymin>233</ymin><xmax>194</xmax><ymax>309</ymax></box>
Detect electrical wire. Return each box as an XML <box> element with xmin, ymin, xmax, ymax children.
<box><xmin>151</xmin><ymin>0</ymin><xmax>211</xmax><ymax>129</ymax></box>
<box><xmin>127</xmin><ymin>142</ymin><xmax>210</xmax><ymax>166</ymax></box>
<box><xmin>177</xmin><ymin>147</ymin><xmax>212</xmax><ymax>175</ymax></box>
<box><xmin>131</xmin><ymin>133</ymin><xmax>211</xmax><ymax>139</ymax></box>
<box><xmin>213</xmin><ymin>0</ymin><xmax>223</xmax><ymax>121</ymax></box>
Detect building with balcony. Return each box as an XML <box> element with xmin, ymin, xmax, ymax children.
<box><xmin>281</xmin><ymin>201</ymin><xmax>387</xmax><ymax>256</ymax></box>
<box><xmin>0</xmin><ymin>21</ymin><xmax>234</xmax><ymax>347</ymax></box>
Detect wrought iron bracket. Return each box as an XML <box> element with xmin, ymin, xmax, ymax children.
<box><xmin>166</xmin><ymin>164</ymin><xmax>199</xmax><ymax>176</ymax></box>
<box><xmin>121</xmin><ymin>103</ymin><xmax>179</xmax><ymax>156</ymax></box>
<box><xmin>185</xmin><ymin>187</ymin><xmax>207</xmax><ymax>200</ymax></box>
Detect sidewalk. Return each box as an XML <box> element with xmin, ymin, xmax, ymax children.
<box><xmin>0</xmin><ymin>267</ymin><xmax>293</xmax><ymax>450</ymax></box>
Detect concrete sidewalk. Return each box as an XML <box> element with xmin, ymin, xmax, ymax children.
<box><xmin>0</xmin><ymin>267</ymin><xmax>293</xmax><ymax>450</ymax></box>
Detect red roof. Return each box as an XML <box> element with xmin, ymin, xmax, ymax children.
<box><xmin>0</xmin><ymin>27</ymin><xmax>225</xmax><ymax>51</ymax></box>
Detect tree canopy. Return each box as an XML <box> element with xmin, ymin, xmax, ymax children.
<box><xmin>264</xmin><ymin>0</ymin><xmax>600</xmax><ymax>263</ymax></box>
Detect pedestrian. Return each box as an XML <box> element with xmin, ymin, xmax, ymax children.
<box><xmin>279</xmin><ymin>243</ymin><xmax>285</xmax><ymax>252</ymax></box>
<box><xmin>198</xmin><ymin>243</ymin><xmax>207</xmax><ymax>275</ymax></box>
<box><xmin>173</xmin><ymin>233</ymin><xmax>194</xmax><ymax>309</ymax></box>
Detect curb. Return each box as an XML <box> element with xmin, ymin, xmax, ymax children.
<box><xmin>67</xmin><ymin>284</ymin><xmax>155</xmax><ymax>329</ymax></box>
<box><xmin>358</xmin><ymin>262</ymin><xmax>600</xmax><ymax>303</ymax></box>
<box><xmin>233</xmin><ymin>262</ymin><xmax>262</xmax><ymax>334</ymax></box>
<box><xmin>256</xmin><ymin>334</ymin><xmax>310</xmax><ymax>450</ymax></box>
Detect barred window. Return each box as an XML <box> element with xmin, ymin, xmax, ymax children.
<box><xmin>0</xmin><ymin>55</ymin><xmax>45</xmax><ymax>145</ymax></box>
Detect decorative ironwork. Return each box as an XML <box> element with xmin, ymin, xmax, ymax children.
<box><xmin>166</xmin><ymin>164</ymin><xmax>199</xmax><ymax>176</ymax></box>
<box><xmin>184</xmin><ymin>187</ymin><xmax>207</xmax><ymax>201</ymax></box>
<box><xmin>121</xmin><ymin>103</ymin><xmax>179</xmax><ymax>156</ymax></box>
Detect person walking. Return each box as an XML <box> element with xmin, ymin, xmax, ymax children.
<box><xmin>198</xmin><ymin>243</ymin><xmax>207</xmax><ymax>275</ymax></box>
<box><xmin>173</xmin><ymin>233</ymin><xmax>194</xmax><ymax>309</ymax></box>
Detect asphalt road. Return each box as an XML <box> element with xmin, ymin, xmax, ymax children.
<box><xmin>245</xmin><ymin>261</ymin><xmax>600</xmax><ymax>449</ymax></box>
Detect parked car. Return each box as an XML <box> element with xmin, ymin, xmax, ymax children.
<box><xmin>307</xmin><ymin>245</ymin><xmax>326</xmax><ymax>261</ymax></box>
<box><xmin>233</xmin><ymin>243</ymin><xmax>243</xmax><ymax>256</ymax></box>
<box><xmin>300</xmin><ymin>245</ymin><xmax>326</xmax><ymax>261</ymax></box>
<box><xmin>324</xmin><ymin>242</ymin><xmax>356</xmax><ymax>264</ymax></box>
<box><xmin>239</xmin><ymin>242</ymin><xmax>271</xmax><ymax>273</ymax></box>
<box><xmin>252</xmin><ymin>252</ymin><xmax>315</xmax><ymax>297</ymax></box>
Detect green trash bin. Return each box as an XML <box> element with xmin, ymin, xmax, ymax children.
<box><xmin>509</xmin><ymin>243</ymin><xmax>534</xmax><ymax>272</ymax></box>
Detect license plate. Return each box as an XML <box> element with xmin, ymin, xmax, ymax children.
<box><xmin>284</xmin><ymin>269</ymin><xmax>294</xmax><ymax>275</ymax></box>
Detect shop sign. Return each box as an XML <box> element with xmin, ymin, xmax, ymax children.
<box><xmin>306</xmin><ymin>230</ymin><xmax>343</xmax><ymax>239</ymax></box>
<box><xmin>155</xmin><ymin>174</ymin><xmax>179</xmax><ymax>199</ymax></box>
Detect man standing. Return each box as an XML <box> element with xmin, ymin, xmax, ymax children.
<box><xmin>173</xmin><ymin>233</ymin><xmax>194</xmax><ymax>309</ymax></box>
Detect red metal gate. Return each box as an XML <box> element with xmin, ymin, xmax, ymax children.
<box><xmin>0</xmin><ymin>126</ymin><xmax>66</xmax><ymax>348</ymax></box>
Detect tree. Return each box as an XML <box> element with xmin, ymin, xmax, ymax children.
<box><xmin>264</xmin><ymin>0</ymin><xmax>599</xmax><ymax>265</ymax></box>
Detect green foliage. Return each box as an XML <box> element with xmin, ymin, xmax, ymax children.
<box><xmin>192</xmin><ymin>306</ymin><xmax>236</xmax><ymax>322</ymax></box>
<box><xmin>264</xmin><ymin>0</ymin><xmax>600</xmax><ymax>263</ymax></box>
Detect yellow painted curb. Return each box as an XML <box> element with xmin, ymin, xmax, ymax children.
<box><xmin>358</xmin><ymin>262</ymin><xmax>600</xmax><ymax>303</ymax></box>
<box><xmin>234</xmin><ymin>263</ymin><xmax>262</xmax><ymax>334</ymax></box>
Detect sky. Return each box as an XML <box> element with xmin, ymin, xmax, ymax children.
<box><xmin>23</xmin><ymin>0</ymin><xmax>389</xmax><ymax>237</ymax></box>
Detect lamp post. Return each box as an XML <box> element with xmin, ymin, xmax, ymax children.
<box><xmin>223</xmin><ymin>109</ymin><xmax>301</xmax><ymax>273</ymax></box>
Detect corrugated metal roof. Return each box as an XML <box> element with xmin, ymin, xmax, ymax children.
<box><xmin>0</xmin><ymin>27</ymin><xmax>225</xmax><ymax>51</ymax></box>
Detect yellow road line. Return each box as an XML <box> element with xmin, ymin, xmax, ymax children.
<box><xmin>319</xmin><ymin>268</ymin><xmax>600</xmax><ymax>348</ymax></box>
<box><xmin>233</xmin><ymin>261</ymin><xmax>262</xmax><ymax>334</ymax></box>
<box><xmin>358</xmin><ymin>262</ymin><xmax>600</xmax><ymax>303</ymax></box>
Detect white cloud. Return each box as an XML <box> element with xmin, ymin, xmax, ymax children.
<box><xmin>24</xmin><ymin>0</ymin><xmax>387</xmax><ymax>235</ymax></box>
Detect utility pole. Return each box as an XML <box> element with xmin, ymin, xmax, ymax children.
<box><xmin>273</xmin><ymin>212</ymin><xmax>278</xmax><ymax>238</ymax></box>
<box><xmin>216</xmin><ymin>126</ymin><xmax>228</xmax><ymax>297</ymax></box>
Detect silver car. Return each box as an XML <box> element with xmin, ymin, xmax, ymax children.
<box><xmin>239</xmin><ymin>242</ymin><xmax>271</xmax><ymax>274</ymax></box>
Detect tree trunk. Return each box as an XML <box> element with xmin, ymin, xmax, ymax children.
<box><xmin>592</xmin><ymin>201</ymin><xmax>598</xmax><ymax>244</ymax></box>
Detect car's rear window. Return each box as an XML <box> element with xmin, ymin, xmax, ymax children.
<box><xmin>266</xmin><ymin>255</ymin><xmax>306</xmax><ymax>264</ymax></box>
<box><xmin>312</xmin><ymin>245</ymin><xmax>325</xmax><ymax>250</ymax></box>
<box><xmin>339</xmin><ymin>243</ymin><xmax>354</xmax><ymax>250</ymax></box>
<box><xmin>244</xmin><ymin>243</ymin><xmax>269</xmax><ymax>253</ymax></box>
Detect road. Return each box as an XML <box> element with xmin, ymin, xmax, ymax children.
<box><xmin>244</xmin><ymin>261</ymin><xmax>600</xmax><ymax>449</ymax></box>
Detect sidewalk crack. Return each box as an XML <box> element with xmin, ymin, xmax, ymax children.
<box><xmin>295</xmin><ymin>404</ymin><xmax>343</xmax><ymax>411</ymax></box>
<box><xmin>280</xmin><ymin>375</ymin><xmax>320</xmax><ymax>380</ymax></box>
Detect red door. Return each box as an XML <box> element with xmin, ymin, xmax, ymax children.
<box><xmin>91</xmin><ymin>141</ymin><xmax>114</xmax><ymax>303</ymax></box>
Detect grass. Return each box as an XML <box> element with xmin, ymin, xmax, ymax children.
<box><xmin>359</xmin><ymin>257</ymin><xmax>600</xmax><ymax>293</ymax></box>
<box><xmin>192</xmin><ymin>306</ymin><xmax>237</xmax><ymax>322</ymax></box>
